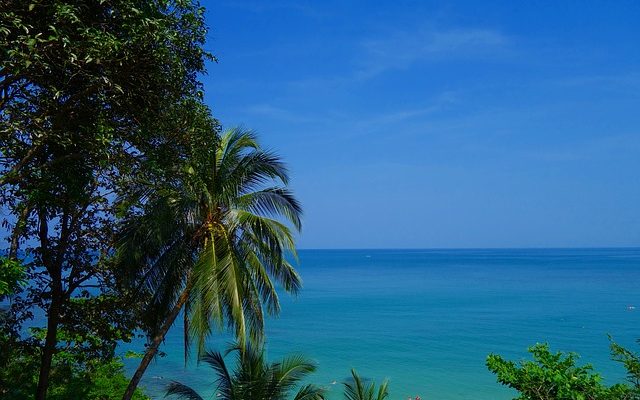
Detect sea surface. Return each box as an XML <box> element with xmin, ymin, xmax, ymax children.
<box><xmin>123</xmin><ymin>248</ymin><xmax>640</xmax><ymax>400</ymax></box>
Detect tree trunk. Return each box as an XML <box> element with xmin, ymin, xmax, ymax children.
<box><xmin>122</xmin><ymin>287</ymin><xmax>190</xmax><ymax>400</ymax></box>
<box><xmin>35</xmin><ymin>210</ymin><xmax>60</xmax><ymax>400</ymax></box>
<box><xmin>9</xmin><ymin>205</ymin><xmax>29</xmax><ymax>259</ymax></box>
<box><xmin>35</xmin><ymin>284</ymin><xmax>62</xmax><ymax>400</ymax></box>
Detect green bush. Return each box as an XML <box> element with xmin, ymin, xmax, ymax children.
<box><xmin>487</xmin><ymin>343</ymin><xmax>634</xmax><ymax>400</ymax></box>
<box><xmin>0</xmin><ymin>257</ymin><xmax>26</xmax><ymax>300</ymax></box>
<box><xmin>0</xmin><ymin>334</ymin><xmax>149</xmax><ymax>400</ymax></box>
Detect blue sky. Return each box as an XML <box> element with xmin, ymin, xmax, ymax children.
<box><xmin>202</xmin><ymin>1</ymin><xmax>640</xmax><ymax>249</ymax></box>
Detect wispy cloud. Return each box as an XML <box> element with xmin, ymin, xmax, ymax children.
<box><xmin>354</xmin><ymin>91</ymin><xmax>459</xmax><ymax>130</ymax></box>
<box><xmin>520</xmin><ymin>133</ymin><xmax>640</xmax><ymax>162</ymax></box>
<box><xmin>244</xmin><ymin>104</ymin><xmax>319</xmax><ymax>124</ymax></box>
<box><xmin>554</xmin><ymin>72</ymin><xmax>640</xmax><ymax>89</ymax></box>
<box><xmin>244</xmin><ymin>90</ymin><xmax>459</xmax><ymax>130</ymax></box>
<box><xmin>357</xmin><ymin>28</ymin><xmax>510</xmax><ymax>79</ymax></box>
<box><xmin>277</xmin><ymin>27</ymin><xmax>511</xmax><ymax>91</ymax></box>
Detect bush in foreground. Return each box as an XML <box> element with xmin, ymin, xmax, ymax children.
<box><xmin>487</xmin><ymin>342</ymin><xmax>640</xmax><ymax>400</ymax></box>
<box><xmin>0</xmin><ymin>333</ymin><xmax>149</xmax><ymax>400</ymax></box>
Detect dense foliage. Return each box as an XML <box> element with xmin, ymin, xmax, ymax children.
<box><xmin>0</xmin><ymin>0</ymin><xmax>217</xmax><ymax>398</ymax></box>
<box><xmin>487</xmin><ymin>342</ymin><xmax>640</xmax><ymax>400</ymax></box>
<box><xmin>0</xmin><ymin>332</ymin><xmax>149</xmax><ymax>399</ymax></box>
<box><xmin>610</xmin><ymin>339</ymin><xmax>640</xmax><ymax>397</ymax></box>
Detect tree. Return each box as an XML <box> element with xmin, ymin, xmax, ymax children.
<box><xmin>117</xmin><ymin>127</ymin><xmax>303</xmax><ymax>399</ymax></box>
<box><xmin>610</xmin><ymin>338</ymin><xmax>640</xmax><ymax>399</ymax></box>
<box><xmin>166</xmin><ymin>344</ymin><xmax>325</xmax><ymax>400</ymax></box>
<box><xmin>0</xmin><ymin>1</ymin><xmax>214</xmax><ymax>398</ymax></box>
<box><xmin>343</xmin><ymin>369</ymin><xmax>389</xmax><ymax>400</ymax></box>
<box><xmin>487</xmin><ymin>343</ymin><xmax>633</xmax><ymax>400</ymax></box>
<box><xmin>0</xmin><ymin>336</ymin><xmax>150</xmax><ymax>400</ymax></box>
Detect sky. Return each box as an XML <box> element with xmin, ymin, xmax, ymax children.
<box><xmin>201</xmin><ymin>0</ymin><xmax>640</xmax><ymax>249</ymax></box>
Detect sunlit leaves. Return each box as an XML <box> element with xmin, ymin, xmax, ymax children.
<box><xmin>487</xmin><ymin>343</ymin><xmax>636</xmax><ymax>400</ymax></box>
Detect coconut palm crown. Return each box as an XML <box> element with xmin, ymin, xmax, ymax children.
<box><xmin>117</xmin><ymin>127</ymin><xmax>303</xmax><ymax>398</ymax></box>
<box><xmin>343</xmin><ymin>369</ymin><xmax>389</xmax><ymax>400</ymax></box>
<box><xmin>165</xmin><ymin>344</ymin><xmax>325</xmax><ymax>400</ymax></box>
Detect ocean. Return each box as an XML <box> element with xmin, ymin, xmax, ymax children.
<box><xmin>123</xmin><ymin>248</ymin><xmax>640</xmax><ymax>399</ymax></box>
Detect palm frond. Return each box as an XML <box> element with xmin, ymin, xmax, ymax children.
<box><xmin>217</xmin><ymin>239</ymin><xmax>248</xmax><ymax>349</ymax></box>
<box><xmin>217</xmin><ymin>142</ymin><xmax>291</xmax><ymax>201</ymax></box>
<box><xmin>244</xmin><ymin>232</ymin><xmax>302</xmax><ymax>295</ymax></box>
<box><xmin>376</xmin><ymin>380</ymin><xmax>390</xmax><ymax>400</ymax></box>
<box><xmin>236</xmin><ymin>210</ymin><xmax>297</xmax><ymax>254</ymax></box>
<box><xmin>276</xmin><ymin>354</ymin><xmax>317</xmax><ymax>391</ymax></box>
<box><xmin>343</xmin><ymin>369</ymin><xmax>389</xmax><ymax>400</ymax></box>
<box><xmin>189</xmin><ymin>234</ymin><xmax>228</xmax><ymax>357</ymax></box>
<box><xmin>344</xmin><ymin>369</ymin><xmax>366</xmax><ymax>400</ymax></box>
<box><xmin>294</xmin><ymin>384</ymin><xmax>326</xmax><ymax>400</ymax></box>
<box><xmin>216</xmin><ymin>127</ymin><xmax>260</xmax><ymax>170</ymax></box>
<box><xmin>243</xmin><ymin>249</ymin><xmax>280</xmax><ymax>315</ymax></box>
<box><xmin>236</xmin><ymin>187</ymin><xmax>302</xmax><ymax>231</ymax></box>
<box><xmin>165</xmin><ymin>381</ymin><xmax>204</xmax><ymax>400</ymax></box>
<box><xmin>200</xmin><ymin>350</ymin><xmax>234</xmax><ymax>399</ymax></box>
<box><xmin>166</xmin><ymin>343</ymin><xmax>322</xmax><ymax>400</ymax></box>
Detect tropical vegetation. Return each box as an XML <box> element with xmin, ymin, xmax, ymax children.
<box><xmin>117</xmin><ymin>127</ymin><xmax>303</xmax><ymax>398</ymax></box>
<box><xmin>487</xmin><ymin>341</ymin><xmax>640</xmax><ymax>400</ymax></box>
<box><xmin>343</xmin><ymin>369</ymin><xmax>389</xmax><ymax>400</ymax></box>
<box><xmin>0</xmin><ymin>0</ymin><xmax>216</xmax><ymax>398</ymax></box>
<box><xmin>165</xmin><ymin>344</ymin><xmax>325</xmax><ymax>400</ymax></box>
<box><xmin>1</xmin><ymin>1</ymin><xmax>639</xmax><ymax>400</ymax></box>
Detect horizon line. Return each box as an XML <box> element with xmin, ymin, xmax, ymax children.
<box><xmin>2</xmin><ymin>246</ymin><xmax>638</xmax><ymax>252</ymax></box>
<box><xmin>296</xmin><ymin>246</ymin><xmax>640</xmax><ymax>251</ymax></box>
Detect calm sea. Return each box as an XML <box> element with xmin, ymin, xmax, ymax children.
<box><xmin>124</xmin><ymin>248</ymin><xmax>640</xmax><ymax>399</ymax></box>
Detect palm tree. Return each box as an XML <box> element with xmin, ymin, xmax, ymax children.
<box><xmin>165</xmin><ymin>344</ymin><xmax>325</xmax><ymax>400</ymax></box>
<box><xmin>118</xmin><ymin>127</ymin><xmax>303</xmax><ymax>400</ymax></box>
<box><xmin>343</xmin><ymin>369</ymin><xmax>389</xmax><ymax>400</ymax></box>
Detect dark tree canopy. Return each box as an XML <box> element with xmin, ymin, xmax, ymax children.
<box><xmin>0</xmin><ymin>1</ymin><xmax>219</xmax><ymax>398</ymax></box>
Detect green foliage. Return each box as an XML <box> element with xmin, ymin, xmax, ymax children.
<box><xmin>0</xmin><ymin>333</ymin><xmax>37</xmax><ymax>399</ymax></box>
<box><xmin>487</xmin><ymin>343</ymin><xmax>634</xmax><ymax>400</ymax></box>
<box><xmin>80</xmin><ymin>359</ymin><xmax>150</xmax><ymax>400</ymax></box>
<box><xmin>118</xmin><ymin>127</ymin><xmax>304</xmax><ymax>358</ymax></box>
<box><xmin>0</xmin><ymin>0</ymin><xmax>218</xmax><ymax>396</ymax></box>
<box><xmin>610</xmin><ymin>338</ymin><xmax>640</xmax><ymax>399</ymax></box>
<box><xmin>116</xmin><ymin>126</ymin><xmax>303</xmax><ymax>397</ymax></box>
<box><xmin>166</xmin><ymin>344</ymin><xmax>325</xmax><ymax>400</ymax></box>
<box><xmin>343</xmin><ymin>369</ymin><xmax>389</xmax><ymax>400</ymax></box>
<box><xmin>0</xmin><ymin>333</ymin><xmax>149</xmax><ymax>400</ymax></box>
<box><xmin>0</xmin><ymin>256</ymin><xmax>26</xmax><ymax>299</ymax></box>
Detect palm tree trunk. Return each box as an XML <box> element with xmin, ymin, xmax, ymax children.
<box><xmin>122</xmin><ymin>287</ymin><xmax>190</xmax><ymax>400</ymax></box>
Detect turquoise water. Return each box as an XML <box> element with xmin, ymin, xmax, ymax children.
<box><xmin>125</xmin><ymin>248</ymin><xmax>640</xmax><ymax>399</ymax></box>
